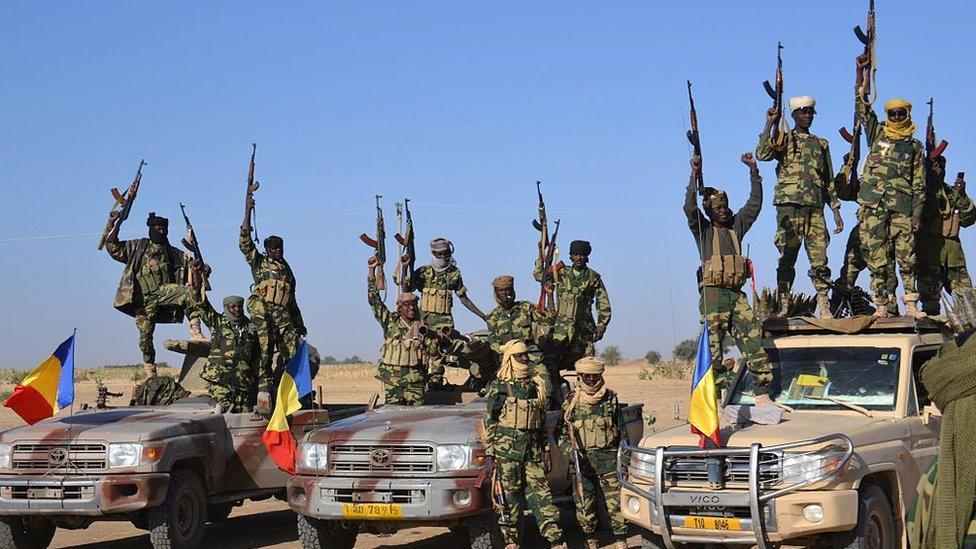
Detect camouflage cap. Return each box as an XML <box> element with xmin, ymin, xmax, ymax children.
<box><xmin>222</xmin><ymin>295</ymin><xmax>245</xmax><ymax>308</ymax></box>
<box><xmin>703</xmin><ymin>188</ymin><xmax>728</xmax><ymax>209</ymax></box>
<box><xmin>146</xmin><ymin>212</ymin><xmax>168</xmax><ymax>227</ymax></box>
<box><xmin>396</xmin><ymin>293</ymin><xmax>418</xmax><ymax>306</ymax></box>
<box><xmin>569</xmin><ymin>240</ymin><xmax>591</xmax><ymax>256</ymax></box>
<box><xmin>492</xmin><ymin>275</ymin><xmax>514</xmax><ymax>289</ymax></box>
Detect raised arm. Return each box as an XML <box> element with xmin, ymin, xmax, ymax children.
<box><xmin>911</xmin><ymin>144</ymin><xmax>927</xmax><ymax>225</ymax></box>
<box><xmin>956</xmin><ymin>176</ymin><xmax>976</xmax><ymax>227</ymax></box>
<box><xmin>684</xmin><ymin>156</ymin><xmax>708</xmax><ymax>239</ymax></box>
<box><xmin>593</xmin><ymin>274</ymin><xmax>611</xmax><ymax>342</ymax></box>
<box><xmin>239</xmin><ymin>195</ymin><xmax>261</xmax><ymax>266</ymax></box>
<box><xmin>855</xmin><ymin>55</ymin><xmax>882</xmax><ymax>147</ymax></box>
<box><xmin>368</xmin><ymin>257</ymin><xmax>393</xmax><ymax>328</ymax></box>
<box><xmin>755</xmin><ymin>108</ymin><xmax>784</xmax><ymax>161</ymax></box>
<box><xmin>734</xmin><ymin>153</ymin><xmax>764</xmax><ymax>236</ymax></box>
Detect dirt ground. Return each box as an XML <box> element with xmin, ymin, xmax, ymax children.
<box><xmin>0</xmin><ymin>360</ymin><xmax>693</xmax><ymax>548</ymax></box>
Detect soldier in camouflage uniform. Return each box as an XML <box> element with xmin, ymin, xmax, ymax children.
<box><xmin>534</xmin><ymin>240</ymin><xmax>611</xmax><ymax>372</ymax></box>
<box><xmin>105</xmin><ymin>212</ymin><xmax>204</xmax><ymax>377</ymax></box>
<box><xmin>241</xmin><ymin>195</ymin><xmax>307</xmax><ymax>385</ymax></box>
<box><xmin>756</xmin><ymin>96</ymin><xmax>844</xmax><ymax>318</ymax></box>
<box><xmin>484</xmin><ymin>340</ymin><xmax>565</xmax><ymax>549</ymax></box>
<box><xmin>485</xmin><ymin>275</ymin><xmax>555</xmax><ymax>394</ymax></box>
<box><xmin>918</xmin><ymin>157</ymin><xmax>974</xmax><ymax>315</ymax></box>
<box><xmin>558</xmin><ymin>357</ymin><xmax>628</xmax><ymax>549</ymax></box>
<box><xmin>854</xmin><ymin>54</ymin><xmax>927</xmax><ymax>318</ymax></box>
<box><xmin>369</xmin><ymin>257</ymin><xmax>433</xmax><ymax>406</ymax></box>
<box><xmin>684</xmin><ymin>154</ymin><xmax>772</xmax><ymax>401</ymax></box>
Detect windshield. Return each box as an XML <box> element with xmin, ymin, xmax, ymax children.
<box><xmin>729</xmin><ymin>346</ymin><xmax>901</xmax><ymax>411</ymax></box>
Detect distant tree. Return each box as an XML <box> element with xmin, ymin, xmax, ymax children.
<box><xmin>645</xmin><ymin>350</ymin><xmax>661</xmax><ymax>364</ymax></box>
<box><xmin>340</xmin><ymin>355</ymin><xmax>364</xmax><ymax>365</ymax></box>
<box><xmin>600</xmin><ymin>346</ymin><xmax>622</xmax><ymax>366</ymax></box>
<box><xmin>320</xmin><ymin>355</ymin><xmax>338</xmax><ymax>365</ymax></box>
<box><xmin>673</xmin><ymin>339</ymin><xmax>697</xmax><ymax>361</ymax></box>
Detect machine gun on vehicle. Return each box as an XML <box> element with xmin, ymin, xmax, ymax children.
<box><xmin>94</xmin><ymin>381</ymin><xmax>123</xmax><ymax>410</ymax></box>
<box><xmin>360</xmin><ymin>195</ymin><xmax>387</xmax><ymax>293</ymax></box>
<box><xmin>762</xmin><ymin>41</ymin><xmax>789</xmax><ymax>149</ymax></box>
<box><xmin>97</xmin><ymin>159</ymin><xmax>146</xmax><ymax>250</ymax></box>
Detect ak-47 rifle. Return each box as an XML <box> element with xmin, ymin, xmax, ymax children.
<box><xmin>686</xmin><ymin>81</ymin><xmax>704</xmax><ymax>195</ymax></box>
<box><xmin>925</xmin><ymin>98</ymin><xmax>949</xmax><ymax>190</ymax></box>
<box><xmin>394</xmin><ymin>198</ymin><xmax>416</xmax><ymax>293</ymax></box>
<box><xmin>854</xmin><ymin>0</ymin><xmax>877</xmax><ymax>106</ymax></box>
<box><xmin>567</xmin><ymin>428</ymin><xmax>587</xmax><ymax>504</ymax></box>
<box><xmin>360</xmin><ymin>195</ymin><xmax>387</xmax><ymax>292</ymax></box>
<box><xmin>533</xmin><ymin>181</ymin><xmax>560</xmax><ymax>312</ymax></box>
<box><xmin>98</xmin><ymin>159</ymin><xmax>146</xmax><ymax>250</ymax></box>
<box><xmin>762</xmin><ymin>41</ymin><xmax>789</xmax><ymax>148</ymax></box>
<box><xmin>246</xmin><ymin>143</ymin><xmax>260</xmax><ymax>244</ymax></box>
<box><xmin>179</xmin><ymin>202</ymin><xmax>210</xmax><ymax>300</ymax></box>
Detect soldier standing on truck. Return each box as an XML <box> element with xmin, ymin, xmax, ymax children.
<box><xmin>485</xmin><ymin>275</ymin><xmax>555</xmax><ymax>394</ymax></box>
<box><xmin>369</xmin><ymin>256</ymin><xmax>433</xmax><ymax>406</ymax></box>
<box><xmin>854</xmin><ymin>54</ymin><xmax>927</xmax><ymax>318</ymax></box>
<box><xmin>485</xmin><ymin>339</ymin><xmax>566</xmax><ymax>549</ymax></box>
<box><xmin>755</xmin><ymin>96</ymin><xmax>843</xmax><ymax>319</ymax></box>
<box><xmin>684</xmin><ymin>153</ymin><xmax>773</xmax><ymax>402</ymax></box>
<box><xmin>105</xmin><ymin>212</ymin><xmax>204</xmax><ymax>377</ymax></box>
<box><xmin>241</xmin><ymin>193</ymin><xmax>307</xmax><ymax>385</ymax></box>
<box><xmin>559</xmin><ymin>356</ymin><xmax>629</xmax><ymax>549</ymax></box>
<box><xmin>535</xmin><ymin>240</ymin><xmax>611</xmax><ymax>372</ymax></box>
<box><xmin>917</xmin><ymin>157</ymin><xmax>975</xmax><ymax>315</ymax></box>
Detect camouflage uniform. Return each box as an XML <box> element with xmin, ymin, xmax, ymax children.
<box><xmin>368</xmin><ymin>279</ymin><xmax>432</xmax><ymax>406</ymax></box>
<box><xmin>684</xmin><ymin>171</ymin><xmax>772</xmax><ymax>392</ymax></box>
<box><xmin>240</xmin><ymin>228</ymin><xmax>306</xmax><ymax>385</ymax></box>
<box><xmin>191</xmin><ymin>296</ymin><xmax>262</xmax><ymax>413</ymax></box>
<box><xmin>485</xmin><ymin>376</ymin><xmax>563</xmax><ymax>546</ymax></box>
<box><xmin>756</xmin><ymin>130</ymin><xmax>839</xmax><ymax>294</ymax></box>
<box><xmin>856</xmin><ymin>91</ymin><xmax>926</xmax><ymax>306</ymax></box>
<box><xmin>533</xmin><ymin>260</ymin><xmax>611</xmax><ymax>371</ymax></box>
<box><xmin>406</xmin><ymin>264</ymin><xmax>471</xmax><ymax>384</ymax></box>
<box><xmin>917</xmin><ymin>183</ymin><xmax>976</xmax><ymax>314</ymax></box>
<box><xmin>487</xmin><ymin>300</ymin><xmax>554</xmax><ymax>368</ymax></box>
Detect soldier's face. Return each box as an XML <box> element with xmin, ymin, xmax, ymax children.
<box><xmin>513</xmin><ymin>352</ymin><xmax>529</xmax><ymax>365</ymax></box>
<box><xmin>225</xmin><ymin>302</ymin><xmax>243</xmax><ymax>318</ymax></box>
<box><xmin>570</xmin><ymin>254</ymin><xmax>588</xmax><ymax>268</ymax></box>
<box><xmin>266</xmin><ymin>244</ymin><xmax>284</xmax><ymax>261</ymax></box>
<box><xmin>148</xmin><ymin>224</ymin><xmax>168</xmax><ymax>242</ymax></box>
<box><xmin>792</xmin><ymin>106</ymin><xmax>815</xmax><ymax>129</ymax></box>
<box><xmin>495</xmin><ymin>287</ymin><xmax>515</xmax><ymax>307</ymax></box>
<box><xmin>399</xmin><ymin>302</ymin><xmax>419</xmax><ymax>321</ymax></box>
<box><xmin>432</xmin><ymin>249</ymin><xmax>452</xmax><ymax>261</ymax></box>
<box><xmin>708</xmin><ymin>205</ymin><xmax>733</xmax><ymax>227</ymax></box>
<box><xmin>580</xmin><ymin>373</ymin><xmax>602</xmax><ymax>386</ymax></box>
<box><xmin>887</xmin><ymin>108</ymin><xmax>908</xmax><ymax>123</ymax></box>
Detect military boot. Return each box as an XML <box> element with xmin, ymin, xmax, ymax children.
<box><xmin>773</xmin><ymin>283</ymin><xmax>791</xmax><ymax>319</ymax></box>
<box><xmin>816</xmin><ymin>292</ymin><xmax>834</xmax><ymax>319</ymax></box>
<box><xmin>144</xmin><ymin>362</ymin><xmax>158</xmax><ymax>378</ymax></box>
<box><xmin>189</xmin><ymin>318</ymin><xmax>205</xmax><ymax>341</ymax></box>
<box><xmin>904</xmin><ymin>293</ymin><xmax>928</xmax><ymax>319</ymax></box>
<box><xmin>872</xmin><ymin>301</ymin><xmax>891</xmax><ymax>318</ymax></box>
<box><xmin>614</xmin><ymin>540</ymin><xmax>629</xmax><ymax>549</ymax></box>
<box><xmin>585</xmin><ymin>538</ymin><xmax>600</xmax><ymax>549</ymax></box>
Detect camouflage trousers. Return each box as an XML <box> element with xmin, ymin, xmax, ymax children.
<box><xmin>135</xmin><ymin>283</ymin><xmax>195</xmax><ymax>364</ymax></box>
<box><xmin>907</xmin><ymin>456</ymin><xmax>976</xmax><ymax>548</ymax></box>
<box><xmin>422</xmin><ymin>312</ymin><xmax>455</xmax><ymax>384</ymax></box>
<box><xmin>204</xmin><ymin>359</ymin><xmax>259</xmax><ymax>413</ymax></box>
<box><xmin>246</xmin><ymin>296</ymin><xmax>299</xmax><ymax>386</ymax></box>
<box><xmin>572</xmin><ymin>451</ymin><xmax>627</xmax><ymax>537</ymax></box>
<box><xmin>699</xmin><ymin>287</ymin><xmax>771</xmax><ymax>392</ymax></box>
<box><xmin>918</xmin><ymin>264</ymin><xmax>973</xmax><ymax>316</ymax></box>
<box><xmin>552</xmin><ymin>321</ymin><xmax>596</xmax><ymax>372</ymax></box>
<box><xmin>494</xmin><ymin>456</ymin><xmax>564</xmax><ymax>545</ymax></box>
<box><xmin>774</xmin><ymin>205</ymin><xmax>831</xmax><ymax>292</ymax></box>
<box><xmin>836</xmin><ymin>222</ymin><xmax>897</xmax><ymax>295</ymax></box>
<box><xmin>376</xmin><ymin>363</ymin><xmax>426</xmax><ymax>406</ymax></box>
<box><xmin>861</xmin><ymin>207</ymin><xmax>917</xmax><ymax>304</ymax></box>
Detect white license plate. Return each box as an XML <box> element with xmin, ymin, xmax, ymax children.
<box><xmin>27</xmin><ymin>487</ymin><xmax>63</xmax><ymax>499</ymax></box>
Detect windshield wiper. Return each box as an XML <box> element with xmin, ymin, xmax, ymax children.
<box><xmin>808</xmin><ymin>395</ymin><xmax>875</xmax><ymax>418</ymax></box>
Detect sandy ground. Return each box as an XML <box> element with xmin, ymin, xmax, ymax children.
<box><xmin>0</xmin><ymin>360</ymin><xmax>693</xmax><ymax>548</ymax></box>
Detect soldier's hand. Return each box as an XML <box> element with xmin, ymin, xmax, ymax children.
<box><xmin>368</xmin><ymin>255</ymin><xmax>379</xmax><ymax>268</ymax></box>
<box><xmin>832</xmin><ymin>209</ymin><xmax>845</xmax><ymax>235</ymax></box>
<box><xmin>912</xmin><ymin>217</ymin><xmax>921</xmax><ymax>233</ymax></box>
<box><xmin>256</xmin><ymin>392</ymin><xmax>271</xmax><ymax>415</ymax></box>
<box><xmin>766</xmin><ymin>107</ymin><xmax>780</xmax><ymax>125</ymax></box>
<box><xmin>400</xmin><ymin>254</ymin><xmax>412</xmax><ymax>265</ymax></box>
<box><xmin>741</xmin><ymin>153</ymin><xmax>757</xmax><ymax>169</ymax></box>
<box><xmin>754</xmin><ymin>393</ymin><xmax>773</xmax><ymax>408</ymax></box>
<box><xmin>190</xmin><ymin>259</ymin><xmax>204</xmax><ymax>272</ymax></box>
<box><xmin>856</xmin><ymin>53</ymin><xmax>870</xmax><ymax>70</ymax></box>
<box><xmin>956</xmin><ymin>174</ymin><xmax>967</xmax><ymax>193</ymax></box>
<box><xmin>108</xmin><ymin>210</ymin><xmax>121</xmax><ymax>220</ymax></box>
<box><xmin>544</xmin><ymin>281</ymin><xmax>555</xmax><ymax>295</ymax></box>
<box><xmin>298</xmin><ymin>326</ymin><xmax>308</xmax><ymax>337</ymax></box>
<box><xmin>690</xmin><ymin>155</ymin><xmax>702</xmax><ymax>174</ymax></box>
<box><xmin>593</xmin><ymin>326</ymin><xmax>606</xmax><ymax>342</ymax></box>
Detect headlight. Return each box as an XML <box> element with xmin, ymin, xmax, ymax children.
<box><xmin>298</xmin><ymin>443</ymin><xmax>328</xmax><ymax>471</ymax></box>
<box><xmin>436</xmin><ymin>445</ymin><xmax>471</xmax><ymax>471</ymax></box>
<box><xmin>781</xmin><ymin>449</ymin><xmax>845</xmax><ymax>484</ymax></box>
<box><xmin>108</xmin><ymin>443</ymin><xmax>143</xmax><ymax>468</ymax></box>
<box><xmin>0</xmin><ymin>444</ymin><xmax>10</xmax><ymax>469</ymax></box>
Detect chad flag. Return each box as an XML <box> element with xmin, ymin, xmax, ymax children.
<box><xmin>262</xmin><ymin>340</ymin><xmax>312</xmax><ymax>474</ymax></box>
<box><xmin>4</xmin><ymin>333</ymin><xmax>76</xmax><ymax>425</ymax></box>
<box><xmin>688</xmin><ymin>322</ymin><xmax>722</xmax><ymax>448</ymax></box>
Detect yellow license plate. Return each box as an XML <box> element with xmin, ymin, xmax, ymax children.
<box><xmin>341</xmin><ymin>503</ymin><xmax>403</xmax><ymax>520</ymax></box>
<box><xmin>683</xmin><ymin>516</ymin><xmax>742</xmax><ymax>531</ymax></box>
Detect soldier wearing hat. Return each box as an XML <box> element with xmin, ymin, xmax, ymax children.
<box><xmin>485</xmin><ymin>275</ymin><xmax>555</xmax><ymax>395</ymax></box>
<box><xmin>756</xmin><ymin>95</ymin><xmax>843</xmax><ymax>318</ymax></box>
<box><xmin>105</xmin><ymin>212</ymin><xmax>204</xmax><ymax>377</ymax></box>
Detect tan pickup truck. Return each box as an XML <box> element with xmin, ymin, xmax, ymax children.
<box><xmin>618</xmin><ymin>317</ymin><xmax>945</xmax><ymax>549</ymax></box>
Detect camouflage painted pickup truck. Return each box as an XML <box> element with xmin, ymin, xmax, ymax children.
<box><xmin>288</xmin><ymin>389</ymin><xmax>646</xmax><ymax>549</ymax></box>
<box><xmin>618</xmin><ymin>316</ymin><xmax>945</xmax><ymax>549</ymax></box>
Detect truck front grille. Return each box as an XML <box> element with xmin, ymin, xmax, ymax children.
<box><xmin>329</xmin><ymin>443</ymin><xmax>434</xmax><ymax>474</ymax></box>
<box><xmin>11</xmin><ymin>442</ymin><xmax>107</xmax><ymax>473</ymax></box>
<box><xmin>664</xmin><ymin>452</ymin><xmax>781</xmax><ymax>487</ymax></box>
<box><xmin>324</xmin><ymin>487</ymin><xmax>426</xmax><ymax>504</ymax></box>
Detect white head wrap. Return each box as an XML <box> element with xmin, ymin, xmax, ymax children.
<box><xmin>789</xmin><ymin>96</ymin><xmax>816</xmax><ymax>112</ymax></box>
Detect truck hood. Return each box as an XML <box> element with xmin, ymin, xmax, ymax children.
<box><xmin>307</xmin><ymin>402</ymin><xmax>486</xmax><ymax>446</ymax></box>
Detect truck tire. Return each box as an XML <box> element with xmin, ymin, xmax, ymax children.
<box><xmin>296</xmin><ymin>515</ymin><xmax>359</xmax><ymax>549</ymax></box>
<box><xmin>0</xmin><ymin>516</ymin><xmax>55</xmax><ymax>549</ymax></box>
<box><xmin>826</xmin><ymin>483</ymin><xmax>895</xmax><ymax>549</ymax></box>
<box><xmin>467</xmin><ymin>516</ymin><xmax>503</xmax><ymax>549</ymax></box>
<box><xmin>148</xmin><ymin>469</ymin><xmax>208</xmax><ymax>549</ymax></box>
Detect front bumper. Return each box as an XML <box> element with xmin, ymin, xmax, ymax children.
<box><xmin>0</xmin><ymin>473</ymin><xmax>169</xmax><ymax>516</ymax></box>
<box><xmin>288</xmin><ymin>475</ymin><xmax>489</xmax><ymax>523</ymax></box>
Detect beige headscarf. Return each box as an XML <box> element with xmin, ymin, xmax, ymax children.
<box><xmin>565</xmin><ymin>357</ymin><xmax>609</xmax><ymax>425</ymax></box>
<box><xmin>883</xmin><ymin>98</ymin><xmax>917</xmax><ymax>141</ymax></box>
<box><xmin>497</xmin><ymin>339</ymin><xmax>531</xmax><ymax>381</ymax></box>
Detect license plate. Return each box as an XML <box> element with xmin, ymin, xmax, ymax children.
<box><xmin>27</xmin><ymin>487</ymin><xmax>62</xmax><ymax>499</ymax></box>
<box><xmin>341</xmin><ymin>503</ymin><xmax>403</xmax><ymax>520</ymax></box>
<box><xmin>683</xmin><ymin>516</ymin><xmax>742</xmax><ymax>531</ymax></box>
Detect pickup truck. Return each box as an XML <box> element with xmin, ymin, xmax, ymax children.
<box><xmin>0</xmin><ymin>339</ymin><xmax>364</xmax><ymax>549</ymax></box>
<box><xmin>618</xmin><ymin>316</ymin><xmax>945</xmax><ymax>549</ymax></box>
<box><xmin>288</xmin><ymin>388</ymin><xmax>646</xmax><ymax>549</ymax></box>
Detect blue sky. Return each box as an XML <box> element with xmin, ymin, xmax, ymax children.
<box><xmin>1</xmin><ymin>1</ymin><xmax>973</xmax><ymax>368</ymax></box>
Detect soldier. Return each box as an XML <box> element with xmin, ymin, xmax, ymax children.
<box><xmin>559</xmin><ymin>356</ymin><xmax>629</xmax><ymax>549</ymax></box>
<box><xmin>534</xmin><ymin>240</ymin><xmax>611</xmax><ymax>372</ymax></box>
<box><xmin>756</xmin><ymin>96</ymin><xmax>843</xmax><ymax>318</ymax></box>
<box><xmin>854</xmin><ymin>54</ymin><xmax>927</xmax><ymax>318</ymax></box>
<box><xmin>485</xmin><ymin>275</ymin><xmax>555</xmax><ymax>388</ymax></box>
<box><xmin>105</xmin><ymin>212</ymin><xmax>203</xmax><ymax>377</ymax></box>
<box><xmin>918</xmin><ymin>158</ymin><xmax>974</xmax><ymax>315</ymax></box>
<box><xmin>368</xmin><ymin>256</ymin><xmax>432</xmax><ymax>406</ymax></box>
<box><xmin>484</xmin><ymin>340</ymin><xmax>566</xmax><ymax>549</ymax></box>
<box><xmin>241</xmin><ymin>194</ymin><xmax>307</xmax><ymax>386</ymax></box>
<box><xmin>684</xmin><ymin>153</ymin><xmax>772</xmax><ymax>403</ymax></box>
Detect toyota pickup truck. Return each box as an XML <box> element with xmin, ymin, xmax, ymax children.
<box><xmin>618</xmin><ymin>316</ymin><xmax>945</xmax><ymax>549</ymax></box>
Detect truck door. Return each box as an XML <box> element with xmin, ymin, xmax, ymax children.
<box><xmin>906</xmin><ymin>347</ymin><xmax>940</xmax><ymax>488</ymax></box>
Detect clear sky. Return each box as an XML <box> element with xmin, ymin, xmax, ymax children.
<box><xmin>1</xmin><ymin>1</ymin><xmax>973</xmax><ymax>368</ymax></box>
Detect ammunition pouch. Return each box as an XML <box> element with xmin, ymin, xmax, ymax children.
<box><xmin>421</xmin><ymin>288</ymin><xmax>453</xmax><ymax>314</ymax></box>
<box><xmin>700</xmin><ymin>228</ymin><xmax>748</xmax><ymax>289</ymax></box>
<box><xmin>381</xmin><ymin>337</ymin><xmax>424</xmax><ymax>367</ymax></box>
<box><xmin>943</xmin><ymin>212</ymin><xmax>961</xmax><ymax>238</ymax></box>
<box><xmin>572</xmin><ymin>416</ymin><xmax>618</xmax><ymax>450</ymax></box>
<box><xmin>498</xmin><ymin>397</ymin><xmax>544</xmax><ymax>430</ymax></box>
<box><xmin>256</xmin><ymin>278</ymin><xmax>293</xmax><ymax>307</ymax></box>
<box><xmin>136</xmin><ymin>257</ymin><xmax>171</xmax><ymax>294</ymax></box>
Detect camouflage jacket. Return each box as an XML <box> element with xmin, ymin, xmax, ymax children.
<box><xmin>368</xmin><ymin>278</ymin><xmax>434</xmax><ymax>367</ymax></box>
<box><xmin>918</xmin><ymin>184</ymin><xmax>976</xmax><ymax>267</ymax></box>
<box><xmin>756</xmin><ymin>131</ymin><xmax>839</xmax><ymax>210</ymax></box>
<box><xmin>405</xmin><ymin>264</ymin><xmax>468</xmax><ymax>315</ymax></box>
<box><xmin>192</xmin><ymin>297</ymin><xmax>264</xmax><ymax>392</ymax></box>
<box><xmin>486</xmin><ymin>301</ymin><xmax>553</xmax><ymax>355</ymax></box>
<box><xmin>856</xmin><ymin>89</ymin><xmax>926</xmax><ymax>217</ymax></box>
<box><xmin>106</xmin><ymin>237</ymin><xmax>190</xmax><ymax>321</ymax></box>
<box><xmin>239</xmin><ymin>227</ymin><xmax>305</xmax><ymax>330</ymax></box>
<box><xmin>534</xmin><ymin>261</ymin><xmax>611</xmax><ymax>336</ymax></box>
<box><xmin>557</xmin><ymin>389</ymin><xmax>627</xmax><ymax>475</ymax></box>
<box><xmin>484</xmin><ymin>377</ymin><xmax>549</xmax><ymax>461</ymax></box>
<box><xmin>684</xmin><ymin>171</ymin><xmax>763</xmax><ymax>261</ymax></box>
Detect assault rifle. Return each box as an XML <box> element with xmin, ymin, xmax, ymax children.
<box><xmin>394</xmin><ymin>198</ymin><xmax>416</xmax><ymax>293</ymax></box>
<box><xmin>686</xmin><ymin>81</ymin><xmax>704</xmax><ymax>195</ymax></box>
<box><xmin>762</xmin><ymin>42</ymin><xmax>789</xmax><ymax>148</ymax></box>
<box><xmin>180</xmin><ymin>202</ymin><xmax>210</xmax><ymax>300</ymax></box>
<box><xmin>925</xmin><ymin>98</ymin><xmax>949</xmax><ymax>190</ymax></box>
<box><xmin>854</xmin><ymin>0</ymin><xmax>877</xmax><ymax>105</ymax></box>
<box><xmin>246</xmin><ymin>143</ymin><xmax>260</xmax><ymax>244</ymax></box>
<box><xmin>97</xmin><ymin>159</ymin><xmax>146</xmax><ymax>250</ymax></box>
<box><xmin>360</xmin><ymin>195</ymin><xmax>387</xmax><ymax>291</ymax></box>
<box><xmin>533</xmin><ymin>181</ymin><xmax>560</xmax><ymax>312</ymax></box>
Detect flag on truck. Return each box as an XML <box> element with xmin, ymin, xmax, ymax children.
<box><xmin>3</xmin><ymin>332</ymin><xmax>76</xmax><ymax>425</ymax></box>
<box><xmin>262</xmin><ymin>340</ymin><xmax>312</xmax><ymax>474</ymax></box>
<box><xmin>688</xmin><ymin>322</ymin><xmax>722</xmax><ymax>448</ymax></box>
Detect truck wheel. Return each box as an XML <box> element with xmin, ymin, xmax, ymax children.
<box><xmin>826</xmin><ymin>483</ymin><xmax>895</xmax><ymax>549</ymax></box>
<box><xmin>207</xmin><ymin>502</ymin><xmax>235</xmax><ymax>522</ymax></box>
<box><xmin>296</xmin><ymin>515</ymin><xmax>359</xmax><ymax>549</ymax></box>
<box><xmin>0</xmin><ymin>516</ymin><xmax>55</xmax><ymax>549</ymax></box>
<box><xmin>148</xmin><ymin>469</ymin><xmax>208</xmax><ymax>549</ymax></box>
<box><xmin>467</xmin><ymin>516</ymin><xmax>503</xmax><ymax>549</ymax></box>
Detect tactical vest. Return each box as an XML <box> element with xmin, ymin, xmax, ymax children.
<box><xmin>380</xmin><ymin>324</ymin><xmax>425</xmax><ymax>367</ymax></box>
<box><xmin>212</xmin><ymin>320</ymin><xmax>258</xmax><ymax>365</ymax></box>
<box><xmin>557</xmin><ymin>270</ymin><xmax>597</xmax><ymax>320</ymax></box>
<box><xmin>572</xmin><ymin>415</ymin><xmax>619</xmax><ymax>450</ymax></box>
<box><xmin>136</xmin><ymin>245</ymin><xmax>174</xmax><ymax>293</ymax></box>
<box><xmin>254</xmin><ymin>262</ymin><xmax>293</xmax><ymax>307</ymax></box>
<box><xmin>421</xmin><ymin>287</ymin><xmax>452</xmax><ymax>314</ymax></box>
<box><xmin>939</xmin><ymin>189</ymin><xmax>962</xmax><ymax>238</ymax></box>
<box><xmin>498</xmin><ymin>396</ymin><xmax>545</xmax><ymax>430</ymax></box>
<box><xmin>700</xmin><ymin>227</ymin><xmax>749</xmax><ymax>289</ymax></box>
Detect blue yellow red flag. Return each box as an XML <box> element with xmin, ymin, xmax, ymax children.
<box><xmin>3</xmin><ymin>332</ymin><xmax>76</xmax><ymax>425</ymax></box>
<box><xmin>262</xmin><ymin>340</ymin><xmax>312</xmax><ymax>474</ymax></box>
<box><xmin>688</xmin><ymin>321</ymin><xmax>721</xmax><ymax>448</ymax></box>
